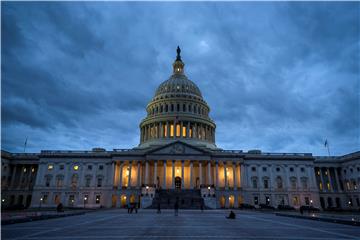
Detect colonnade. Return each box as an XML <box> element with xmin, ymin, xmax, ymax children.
<box><xmin>112</xmin><ymin>160</ymin><xmax>241</xmax><ymax>190</ymax></box>
<box><xmin>315</xmin><ymin>167</ymin><xmax>342</xmax><ymax>192</ymax></box>
<box><xmin>140</xmin><ymin>121</ymin><xmax>215</xmax><ymax>143</ymax></box>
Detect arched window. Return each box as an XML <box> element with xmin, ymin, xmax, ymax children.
<box><xmin>165</xmin><ymin>105</ymin><xmax>168</xmax><ymax>112</ymax></box>
<box><xmin>71</xmin><ymin>174</ymin><xmax>78</xmax><ymax>188</ymax></box>
<box><xmin>171</xmin><ymin>104</ymin><xmax>174</xmax><ymax>112</ymax></box>
<box><xmin>183</xmin><ymin>104</ymin><xmax>186</xmax><ymax>112</ymax></box>
<box><xmin>44</xmin><ymin>175</ymin><xmax>52</xmax><ymax>187</ymax></box>
<box><xmin>276</xmin><ymin>176</ymin><xmax>283</xmax><ymax>189</ymax></box>
<box><xmin>177</xmin><ymin>104</ymin><xmax>180</xmax><ymax>112</ymax></box>
<box><xmin>301</xmin><ymin>177</ymin><xmax>308</xmax><ymax>189</ymax></box>
<box><xmin>188</xmin><ymin>104</ymin><xmax>192</xmax><ymax>112</ymax></box>
<box><xmin>97</xmin><ymin>175</ymin><xmax>103</xmax><ymax>187</ymax></box>
<box><xmin>160</xmin><ymin>105</ymin><xmax>163</xmax><ymax>113</ymax></box>
<box><xmin>251</xmin><ymin>177</ymin><xmax>258</xmax><ymax>188</ymax></box>
<box><xmin>85</xmin><ymin>175</ymin><xmax>92</xmax><ymax>187</ymax></box>
<box><xmin>56</xmin><ymin>175</ymin><xmax>64</xmax><ymax>188</ymax></box>
<box><xmin>290</xmin><ymin>177</ymin><xmax>297</xmax><ymax>189</ymax></box>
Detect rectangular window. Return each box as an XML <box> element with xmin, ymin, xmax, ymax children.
<box><xmin>319</xmin><ymin>182</ymin><xmax>323</xmax><ymax>190</ymax></box>
<box><xmin>86</xmin><ymin>178</ymin><xmax>91</xmax><ymax>187</ymax></box>
<box><xmin>163</xmin><ymin>124</ymin><xmax>167</xmax><ymax>137</ymax></box>
<box><xmin>254</xmin><ymin>196</ymin><xmax>258</xmax><ymax>205</ymax></box>
<box><xmin>96</xmin><ymin>195</ymin><xmax>101</xmax><ymax>204</ymax></box>
<box><xmin>99</xmin><ymin>165</ymin><xmax>103</xmax><ymax>170</ymax></box>
<box><xmin>42</xmin><ymin>195</ymin><xmax>48</xmax><ymax>204</ymax></box>
<box><xmin>327</xmin><ymin>182</ymin><xmax>331</xmax><ymax>190</ymax></box>
<box><xmin>69</xmin><ymin>195</ymin><xmax>75</xmax><ymax>205</ymax></box>
<box><xmin>97</xmin><ymin>178</ymin><xmax>102</xmax><ymax>187</ymax></box>
<box><xmin>265</xmin><ymin>196</ymin><xmax>270</xmax><ymax>205</ymax></box>
<box><xmin>88</xmin><ymin>165</ymin><xmax>92</xmax><ymax>170</ymax></box>
<box><xmin>264</xmin><ymin>179</ymin><xmax>269</xmax><ymax>189</ymax></box>
<box><xmin>170</xmin><ymin>124</ymin><xmax>174</xmax><ymax>137</ymax></box>
<box><xmin>292</xmin><ymin>196</ymin><xmax>299</xmax><ymax>206</ymax></box>
<box><xmin>189</xmin><ymin>128</ymin><xmax>193</xmax><ymax>138</ymax></box>
<box><xmin>59</xmin><ymin>165</ymin><xmax>64</xmax><ymax>170</ymax></box>
<box><xmin>182</xmin><ymin>126</ymin><xmax>186</xmax><ymax>137</ymax></box>
<box><xmin>176</xmin><ymin>124</ymin><xmax>180</xmax><ymax>137</ymax></box>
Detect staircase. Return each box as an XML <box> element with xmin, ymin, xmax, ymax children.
<box><xmin>148</xmin><ymin>189</ymin><xmax>204</xmax><ymax>209</ymax></box>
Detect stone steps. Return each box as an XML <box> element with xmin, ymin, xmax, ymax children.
<box><xmin>148</xmin><ymin>189</ymin><xmax>205</xmax><ymax>209</ymax></box>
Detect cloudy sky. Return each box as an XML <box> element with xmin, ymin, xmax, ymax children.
<box><xmin>2</xmin><ymin>2</ymin><xmax>359</xmax><ymax>156</ymax></box>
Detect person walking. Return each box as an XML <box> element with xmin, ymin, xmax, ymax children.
<box><xmin>127</xmin><ymin>202</ymin><xmax>131</xmax><ymax>214</ymax></box>
<box><xmin>174</xmin><ymin>198</ymin><xmax>179</xmax><ymax>216</ymax></box>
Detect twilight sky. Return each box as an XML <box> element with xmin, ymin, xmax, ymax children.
<box><xmin>2</xmin><ymin>2</ymin><xmax>359</xmax><ymax>156</ymax></box>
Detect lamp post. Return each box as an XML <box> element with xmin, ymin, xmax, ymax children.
<box><xmin>84</xmin><ymin>197</ymin><xmax>87</xmax><ymax>209</ymax></box>
<box><xmin>146</xmin><ymin>186</ymin><xmax>149</xmax><ymax>196</ymax></box>
<box><xmin>310</xmin><ymin>199</ymin><xmax>313</xmax><ymax>206</ymax></box>
<box><xmin>39</xmin><ymin>197</ymin><xmax>43</xmax><ymax>209</ymax></box>
<box><xmin>207</xmin><ymin>186</ymin><xmax>211</xmax><ymax>196</ymax></box>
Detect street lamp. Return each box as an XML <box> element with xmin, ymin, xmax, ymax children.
<box><xmin>310</xmin><ymin>199</ymin><xmax>313</xmax><ymax>206</ymax></box>
<box><xmin>84</xmin><ymin>197</ymin><xmax>87</xmax><ymax>208</ymax></box>
<box><xmin>207</xmin><ymin>186</ymin><xmax>211</xmax><ymax>196</ymax></box>
<box><xmin>39</xmin><ymin>197</ymin><xmax>43</xmax><ymax>208</ymax></box>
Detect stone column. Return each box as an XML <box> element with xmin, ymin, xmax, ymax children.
<box><xmin>10</xmin><ymin>165</ymin><xmax>17</xmax><ymax>188</ymax></box>
<box><xmin>187</xmin><ymin>122</ymin><xmax>190</xmax><ymax>138</ymax></box>
<box><xmin>327</xmin><ymin>168</ymin><xmax>334</xmax><ymax>191</ymax></box>
<box><xmin>172</xmin><ymin>160</ymin><xmax>175</xmax><ymax>189</ymax></box>
<box><xmin>127</xmin><ymin>161</ymin><xmax>132</xmax><ymax>189</ymax></box>
<box><xmin>334</xmin><ymin>167</ymin><xmax>341</xmax><ymax>192</ymax></box>
<box><xmin>190</xmin><ymin>161</ymin><xmax>193</xmax><ymax>189</ymax></box>
<box><xmin>119</xmin><ymin>162</ymin><xmax>124</xmax><ymax>189</ymax></box>
<box><xmin>319</xmin><ymin>168</ymin><xmax>325</xmax><ymax>192</ymax></box>
<box><xmin>199</xmin><ymin>162</ymin><xmax>203</xmax><ymax>188</ymax></box>
<box><xmin>18</xmin><ymin>166</ymin><xmax>25</xmax><ymax>189</ymax></box>
<box><xmin>137</xmin><ymin>161</ymin><xmax>141</xmax><ymax>188</ymax></box>
<box><xmin>166</xmin><ymin>121</ymin><xmax>170</xmax><ymax>138</ymax></box>
<box><xmin>154</xmin><ymin>161</ymin><xmax>158</xmax><ymax>187</ymax></box>
<box><xmin>215</xmin><ymin>162</ymin><xmax>219</xmax><ymax>189</ymax></box>
<box><xmin>233</xmin><ymin>162</ymin><xmax>237</xmax><ymax>190</ymax></box>
<box><xmin>181</xmin><ymin>161</ymin><xmax>185</xmax><ymax>187</ymax></box>
<box><xmin>110</xmin><ymin>162</ymin><xmax>115</xmax><ymax>187</ymax></box>
<box><xmin>163</xmin><ymin>161</ymin><xmax>167</xmax><ymax>189</ymax></box>
<box><xmin>224</xmin><ymin>162</ymin><xmax>228</xmax><ymax>189</ymax></box>
<box><xmin>159</xmin><ymin>122</ymin><xmax>163</xmax><ymax>138</ymax></box>
<box><xmin>207</xmin><ymin>161</ymin><xmax>212</xmax><ymax>185</ymax></box>
<box><xmin>180</xmin><ymin>121</ymin><xmax>184</xmax><ymax>138</ymax></box>
<box><xmin>145</xmin><ymin>161</ymin><xmax>149</xmax><ymax>185</ymax></box>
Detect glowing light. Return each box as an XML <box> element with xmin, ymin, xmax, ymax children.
<box><xmin>176</xmin><ymin>169</ymin><xmax>180</xmax><ymax>174</ymax></box>
<box><xmin>48</xmin><ymin>165</ymin><xmax>53</xmax><ymax>170</ymax></box>
<box><xmin>31</xmin><ymin>168</ymin><xmax>35</xmax><ymax>173</ymax></box>
<box><xmin>73</xmin><ymin>165</ymin><xmax>79</xmax><ymax>171</ymax></box>
<box><xmin>2</xmin><ymin>199</ymin><xmax>5</xmax><ymax>202</ymax></box>
<box><xmin>40</xmin><ymin>198</ymin><xmax>43</xmax><ymax>201</ymax></box>
<box><xmin>146</xmin><ymin>186</ymin><xmax>149</xmax><ymax>189</ymax></box>
<box><xmin>23</xmin><ymin>168</ymin><xmax>27</xmax><ymax>173</ymax></box>
<box><xmin>84</xmin><ymin>197</ymin><xmax>87</xmax><ymax>201</ymax></box>
<box><xmin>207</xmin><ymin>186</ymin><xmax>210</xmax><ymax>190</ymax></box>
<box><xmin>310</xmin><ymin>200</ymin><xmax>313</xmax><ymax>203</ymax></box>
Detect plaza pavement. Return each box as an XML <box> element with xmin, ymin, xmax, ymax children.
<box><xmin>2</xmin><ymin>209</ymin><xmax>360</xmax><ymax>240</ymax></box>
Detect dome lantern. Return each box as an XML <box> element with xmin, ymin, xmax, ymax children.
<box><xmin>173</xmin><ymin>46</ymin><xmax>185</xmax><ymax>75</ymax></box>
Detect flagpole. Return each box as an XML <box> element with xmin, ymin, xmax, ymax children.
<box><xmin>23</xmin><ymin>137</ymin><xmax>28</xmax><ymax>153</ymax></box>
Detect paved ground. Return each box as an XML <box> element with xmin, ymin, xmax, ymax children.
<box><xmin>2</xmin><ymin>209</ymin><xmax>360</xmax><ymax>240</ymax></box>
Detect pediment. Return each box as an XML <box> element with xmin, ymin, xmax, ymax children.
<box><xmin>147</xmin><ymin>141</ymin><xmax>208</xmax><ymax>155</ymax></box>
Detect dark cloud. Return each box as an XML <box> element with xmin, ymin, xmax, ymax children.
<box><xmin>1</xmin><ymin>2</ymin><xmax>359</xmax><ymax>155</ymax></box>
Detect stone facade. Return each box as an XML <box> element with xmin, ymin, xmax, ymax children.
<box><xmin>1</xmin><ymin>48</ymin><xmax>359</xmax><ymax>210</ymax></box>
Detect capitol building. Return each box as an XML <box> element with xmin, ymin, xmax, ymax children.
<box><xmin>1</xmin><ymin>48</ymin><xmax>359</xmax><ymax>210</ymax></box>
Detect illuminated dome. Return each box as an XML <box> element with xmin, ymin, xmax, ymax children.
<box><xmin>137</xmin><ymin>47</ymin><xmax>217</xmax><ymax>149</ymax></box>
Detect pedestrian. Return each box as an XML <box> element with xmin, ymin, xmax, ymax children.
<box><xmin>127</xmin><ymin>202</ymin><xmax>131</xmax><ymax>214</ymax></box>
<box><xmin>174</xmin><ymin>198</ymin><xmax>179</xmax><ymax>216</ymax></box>
<box><xmin>226</xmin><ymin>210</ymin><xmax>236</xmax><ymax>219</ymax></box>
<box><xmin>157</xmin><ymin>201</ymin><xmax>161</xmax><ymax>214</ymax></box>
